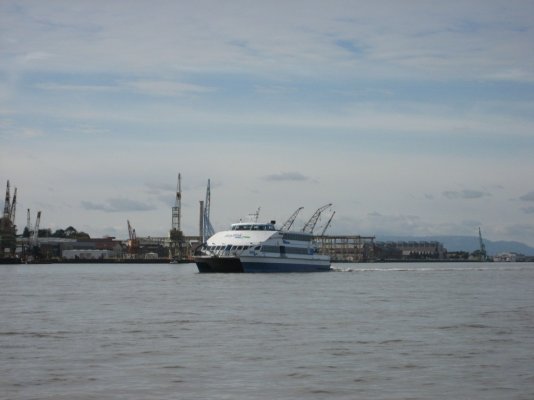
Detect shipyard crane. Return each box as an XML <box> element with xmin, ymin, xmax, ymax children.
<box><xmin>202</xmin><ymin>179</ymin><xmax>215</xmax><ymax>242</ymax></box>
<box><xmin>169</xmin><ymin>173</ymin><xmax>185</xmax><ymax>259</ymax></box>
<box><xmin>2</xmin><ymin>180</ymin><xmax>17</xmax><ymax>224</ymax></box>
<box><xmin>320</xmin><ymin>211</ymin><xmax>336</xmax><ymax>236</ymax></box>
<box><xmin>171</xmin><ymin>173</ymin><xmax>182</xmax><ymax>233</ymax></box>
<box><xmin>3</xmin><ymin>180</ymin><xmax>10</xmax><ymax>219</ymax></box>
<box><xmin>27</xmin><ymin>209</ymin><xmax>31</xmax><ymax>234</ymax></box>
<box><xmin>280</xmin><ymin>207</ymin><xmax>304</xmax><ymax>231</ymax></box>
<box><xmin>302</xmin><ymin>203</ymin><xmax>332</xmax><ymax>234</ymax></box>
<box><xmin>127</xmin><ymin>220</ymin><xmax>139</xmax><ymax>255</ymax></box>
<box><xmin>9</xmin><ymin>187</ymin><xmax>17</xmax><ymax>225</ymax></box>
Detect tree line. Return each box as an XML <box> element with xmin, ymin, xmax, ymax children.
<box><xmin>22</xmin><ymin>226</ymin><xmax>90</xmax><ymax>239</ymax></box>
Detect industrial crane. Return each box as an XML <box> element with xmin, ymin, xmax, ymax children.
<box><xmin>127</xmin><ymin>220</ymin><xmax>139</xmax><ymax>256</ymax></box>
<box><xmin>2</xmin><ymin>180</ymin><xmax>17</xmax><ymax>225</ymax></box>
<box><xmin>171</xmin><ymin>173</ymin><xmax>182</xmax><ymax>233</ymax></box>
<box><xmin>2</xmin><ymin>180</ymin><xmax>10</xmax><ymax>219</ymax></box>
<box><xmin>320</xmin><ymin>211</ymin><xmax>336</xmax><ymax>236</ymax></box>
<box><xmin>1</xmin><ymin>181</ymin><xmax>18</xmax><ymax>257</ymax></box>
<box><xmin>9</xmin><ymin>187</ymin><xmax>16</xmax><ymax>225</ymax></box>
<box><xmin>280</xmin><ymin>207</ymin><xmax>304</xmax><ymax>231</ymax></box>
<box><xmin>302</xmin><ymin>203</ymin><xmax>332</xmax><ymax>234</ymax></box>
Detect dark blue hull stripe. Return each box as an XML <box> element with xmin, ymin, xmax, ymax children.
<box><xmin>241</xmin><ymin>262</ymin><xmax>330</xmax><ymax>273</ymax></box>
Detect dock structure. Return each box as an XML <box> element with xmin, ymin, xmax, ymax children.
<box><xmin>315</xmin><ymin>235</ymin><xmax>376</xmax><ymax>262</ymax></box>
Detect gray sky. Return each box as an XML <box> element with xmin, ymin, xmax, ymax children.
<box><xmin>1</xmin><ymin>1</ymin><xmax>534</xmax><ymax>245</ymax></box>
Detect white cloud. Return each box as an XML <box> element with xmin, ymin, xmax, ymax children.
<box><xmin>35</xmin><ymin>83</ymin><xmax>118</xmax><ymax>92</ymax></box>
<box><xmin>34</xmin><ymin>79</ymin><xmax>215</xmax><ymax>97</ymax></box>
<box><xmin>123</xmin><ymin>80</ymin><xmax>216</xmax><ymax>97</ymax></box>
<box><xmin>2</xmin><ymin>1</ymin><xmax>533</xmax><ymax>81</ymax></box>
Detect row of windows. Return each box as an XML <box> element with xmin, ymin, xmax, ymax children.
<box><xmin>206</xmin><ymin>245</ymin><xmax>252</xmax><ymax>251</ymax></box>
<box><xmin>260</xmin><ymin>245</ymin><xmax>312</xmax><ymax>255</ymax></box>
<box><xmin>205</xmin><ymin>244</ymin><xmax>313</xmax><ymax>255</ymax></box>
<box><xmin>231</xmin><ymin>224</ymin><xmax>276</xmax><ymax>231</ymax></box>
<box><xmin>282</xmin><ymin>233</ymin><xmax>312</xmax><ymax>242</ymax></box>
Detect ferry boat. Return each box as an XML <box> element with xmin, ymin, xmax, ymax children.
<box><xmin>194</xmin><ymin>221</ymin><xmax>331</xmax><ymax>273</ymax></box>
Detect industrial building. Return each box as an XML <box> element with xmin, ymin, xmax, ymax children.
<box><xmin>374</xmin><ymin>241</ymin><xmax>447</xmax><ymax>261</ymax></box>
<box><xmin>315</xmin><ymin>235</ymin><xmax>376</xmax><ymax>262</ymax></box>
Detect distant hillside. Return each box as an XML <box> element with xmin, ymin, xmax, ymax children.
<box><xmin>376</xmin><ymin>235</ymin><xmax>534</xmax><ymax>256</ymax></box>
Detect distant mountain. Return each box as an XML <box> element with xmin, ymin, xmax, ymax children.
<box><xmin>376</xmin><ymin>235</ymin><xmax>534</xmax><ymax>256</ymax></box>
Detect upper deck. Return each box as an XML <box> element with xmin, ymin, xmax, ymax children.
<box><xmin>230</xmin><ymin>223</ymin><xmax>277</xmax><ymax>231</ymax></box>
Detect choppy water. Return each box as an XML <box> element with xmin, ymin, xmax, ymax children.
<box><xmin>1</xmin><ymin>262</ymin><xmax>534</xmax><ymax>400</ymax></box>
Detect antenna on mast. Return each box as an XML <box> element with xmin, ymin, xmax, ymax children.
<box><xmin>248</xmin><ymin>207</ymin><xmax>261</xmax><ymax>223</ymax></box>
